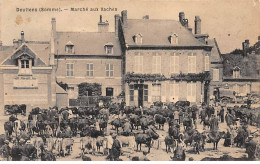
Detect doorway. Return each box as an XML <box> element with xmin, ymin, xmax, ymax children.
<box><xmin>106</xmin><ymin>87</ymin><xmax>114</xmax><ymax>96</ymax></box>
<box><xmin>138</xmin><ymin>88</ymin><xmax>144</xmax><ymax>107</ymax></box>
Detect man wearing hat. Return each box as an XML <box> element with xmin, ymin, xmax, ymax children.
<box><xmin>111</xmin><ymin>133</ymin><xmax>121</xmax><ymax>161</ymax></box>
<box><xmin>0</xmin><ymin>140</ymin><xmax>11</xmax><ymax>161</ymax></box>
<box><xmin>245</xmin><ymin>135</ymin><xmax>257</xmax><ymax>160</ymax></box>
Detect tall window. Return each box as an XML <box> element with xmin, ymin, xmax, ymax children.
<box><xmin>106</xmin><ymin>64</ymin><xmax>114</xmax><ymax>77</ymax></box>
<box><xmin>152</xmin><ymin>84</ymin><xmax>161</xmax><ymax>102</ymax></box>
<box><xmin>246</xmin><ymin>84</ymin><xmax>251</xmax><ymax>94</ymax></box>
<box><xmin>152</xmin><ymin>54</ymin><xmax>161</xmax><ymax>73</ymax></box>
<box><xmin>21</xmin><ymin>60</ymin><xmax>29</xmax><ymax>68</ymax></box>
<box><xmin>170</xmin><ymin>53</ymin><xmax>179</xmax><ymax>74</ymax></box>
<box><xmin>205</xmin><ymin>55</ymin><xmax>210</xmax><ymax>71</ymax></box>
<box><xmin>134</xmin><ymin>52</ymin><xmax>143</xmax><ymax>73</ymax></box>
<box><xmin>86</xmin><ymin>63</ymin><xmax>94</xmax><ymax>77</ymax></box>
<box><xmin>172</xmin><ymin>82</ymin><xmax>179</xmax><ymax>101</ymax></box>
<box><xmin>129</xmin><ymin>85</ymin><xmax>134</xmax><ymax>101</ymax></box>
<box><xmin>213</xmin><ymin>69</ymin><xmax>219</xmax><ymax>81</ymax></box>
<box><xmin>144</xmin><ymin>85</ymin><xmax>148</xmax><ymax>101</ymax></box>
<box><xmin>188</xmin><ymin>53</ymin><xmax>196</xmax><ymax>73</ymax></box>
<box><xmin>66</xmin><ymin>63</ymin><xmax>74</xmax><ymax>77</ymax></box>
<box><xmin>187</xmin><ymin>82</ymin><xmax>196</xmax><ymax>102</ymax></box>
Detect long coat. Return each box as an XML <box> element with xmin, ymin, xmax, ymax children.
<box><xmin>111</xmin><ymin>139</ymin><xmax>121</xmax><ymax>159</ymax></box>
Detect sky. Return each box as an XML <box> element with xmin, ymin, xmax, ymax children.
<box><xmin>0</xmin><ymin>0</ymin><xmax>259</xmax><ymax>53</ymax></box>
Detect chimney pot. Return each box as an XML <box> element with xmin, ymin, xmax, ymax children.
<box><xmin>98</xmin><ymin>16</ymin><xmax>109</xmax><ymax>32</ymax></box>
<box><xmin>143</xmin><ymin>15</ymin><xmax>149</xmax><ymax>19</ymax></box>
<box><xmin>21</xmin><ymin>31</ymin><xmax>25</xmax><ymax>43</ymax></box>
<box><xmin>179</xmin><ymin>12</ymin><xmax>185</xmax><ymax>24</ymax></box>
<box><xmin>194</xmin><ymin>16</ymin><xmax>201</xmax><ymax>35</ymax></box>
<box><xmin>121</xmin><ymin>10</ymin><xmax>128</xmax><ymax>27</ymax></box>
<box><xmin>115</xmin><ymin>14</ymin><xmax>120</xmax><ymax>37</ymax></box>
<box><xmin>100</xmin><ymin>15</ymin><xmax>103</xmax><ymax>23</ymax></box>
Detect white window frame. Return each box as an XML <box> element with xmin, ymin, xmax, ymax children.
<box><xmin>233</xmin><ymin>70</ymin><xmax>240</xmax><ymax>78</ymax></box>
<box><xmin>187</xmin><ymin>82</ymin><xmax>196</xmax><ymax>102</ymax></box>
<box><xmin>134</xmin><ymin>34</ymin><xmax>143</xmax><ymax>44</ymax></box>
<box><xmin>170</xmin><ymin>34</ymin><xmax>178</xmax><ymax>45</ymax></box>
<box><xmin>171</xmin><ymin>81</ymin><xmax>179</xmax><ymax>101</ymax></box>
<box><xmin>66</xmin><ymin>63</ymin><xmax>74</xmax><ymax>77</ymax></box>
<box><xmin>188</xmin><ymin>53</ymin><xmax>196</xmax><ymax>73</ymax></box>
<box><xmin>65</xmin><ymin>45</ymin><xmax>74</xmax><ymax>54</ymax></box>
<box><xmin>170</xmin><ymin>53</ymin><xmax>179</xmax><ymax>74</ymax></box>
<box><xmin>152</xmin><ymin>84</ymin><xmax>161</xmax><ymax>102</ymax></box>
<box><xmin>134</xmin><ymin>52</ymin><xmax>143</xmax><ymax>73</ymax></box>
<box><xmin>152</xmin><ymin>54</ymin><xmax>161</xmax><ymax>74</ymax></box>
<box><xmin>213</xmin><ymin>69</ymin><xmax>219</xmax><ymax>81</ymax></box>
<box><xmin>106</xmin><ymin>63</ymin><xmax>114</xmax><ymax>77</ymax></box>
<box><xmin>105</xmin><ymin>46</ymin><xmax>113</xmax><ymax>55</ymax></box>
<box><xmin>205</xmin><ymin>55</ymin><xmax>210</xmax><ymax>71</ymax></box>
<box><xmin>86</xmin><ymin>63</ymin><xmax>94</xmax><ymax>77</ymax></box>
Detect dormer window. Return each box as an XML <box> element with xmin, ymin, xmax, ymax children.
<box><xmin>170</xmin><ymin>33</ymin><xmax>178</xmax><ymax>45</ymax></box>
<box><xmin>65</xmin><ymin>41</ymin><xmax>74</xmax><ymax>54</ymax></box>
<box><xmin>133</xmin><ymin>34</ymin><xmax>142</xmax><ymax>44</ymax></box>
<box><xmin>105</xmin><ymin>43</ymin><xmax>114</xmax><ymax>55</ymax></box>
<box><xmin>21</xmin><ymin>60</ymin><xmax>29</xmax><ymax>68</ymax></box>
<box><xmin>17</xmin><ymin>54</ymin><xmax>33</xmax><ymax>75</ymax></box>
<box><xmin>233</xmin><ymin>66</ymin><xmax>240</xmax><ymax>78</ymax></box>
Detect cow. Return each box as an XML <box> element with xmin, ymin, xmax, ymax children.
<box><xmin>154</xmin><ymin>114</ymin><xmax>166</xmax><ymax>130</ymax></box>
<box><xmin>164</xmin><ymin>135</ymin><xmax>176</xmax><ymax>153</ymax></box>
<box><xmin>135</xmin><ymin>127</ymin><xmax>159</xmax><ymax>153</ymax></box>
<box><xmin>4</xmin><ymin>121</ymin><xmax>13</xmax><ymax>139</ymax></box>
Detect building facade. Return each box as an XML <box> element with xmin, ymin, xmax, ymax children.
<box><xmin>0</xmin><ymin>32</ymin><xmax>66</xmax><ymax>115</ymax></box>
<box><xmin>0</xmin><ymin>10</ymin><xmax>226</xmax><ymax>113</ymax></box>
<box><xmin>52</xmin><ymin>16</ymin><xmax>123</xmax><ymax>101</ymax></box>
<box><xmin>117</xmin><ymin>11</ymin><xmax>213</xmax><ymax>107</ymax></box>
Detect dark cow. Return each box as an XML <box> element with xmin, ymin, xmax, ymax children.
<box><xmin>154</xmin><ymin>114</ymin><xmax>166</xmax><ymax>130</ymax></box>
<box><xmin>135</xmin><ymin>127</ymin><xmax>159</xmax><ymax>153</ymax></box>
<box><xmin>164</xmin><ymin>135</ymin><xmax>176</xmax><ymax>153</ymax></box>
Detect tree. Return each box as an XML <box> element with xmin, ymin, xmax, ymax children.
<box><xmin>78</xmin><ymin>82</ymin><xmax>102</xmax><ymax>96</ymax></box>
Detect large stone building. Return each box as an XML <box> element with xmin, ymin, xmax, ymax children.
<box><xmin>0</xmin><ymin>10</ymin><xmax>227</xmax><ymax>113</ymax></box>
<box><xmin>117</xmin><ymin>11</ymin><xmax>213</xmax><ymax>107</ymax></box>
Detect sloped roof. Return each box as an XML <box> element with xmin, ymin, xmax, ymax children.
<box><xmin>222</xmin><ymin>53</ymin><xmax>258</xmax><ymax>79</ymax></box>
<box><xmin>56</xmin><ymin>84</ymin><xmax>68</xmax><ymax>94</ymax></box>
<box><xmin>0</xmin><ymin>46</ymin><xmax>14</xmax><ymax>64</ymax></box>
<box><xmin>208</xmin><ymin>38</ymin><xmax>222</xmax><ymax>62</ymax></box>
<box><xmin>55</xmin><ymin>32</ymin><xmax>121</xmax><ymax>56</ymax></box>
<box><xmin>0</xmin><ymin>42</ymin><xmax>50</xmax><ymax>66</ymax></box>
<box><xmin>124</xmin><ymin>19</ymin><xmax>207</xmax><ymax>47</ymax></box>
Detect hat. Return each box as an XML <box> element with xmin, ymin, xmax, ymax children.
<box><xmin>4</xmin><ymin>140</ymin><xmax>9</xmax><ymax>144</ymax></box>
<box><xmin>248</xmin><ymin>135</ymin><xmax>254</xmax><ymax>138</ymax></box>
<box><xmin>90</xmin><ymin>125</ymin><xmax>95</xmax><ymax>128</ymax></box>
<box><xmin>26</xmin><ymin>140</ymin><xmax>31</xmax><ymax>144</ymax></box>
<box><xmin>19</xmin><ymin>138</ymin><xmax>25</xmax><ymax>143</ymax></box>
<box><xmin>112</xmin><ymin>133</ymin><xmax>117</xmax><ymax>138</ymax></box>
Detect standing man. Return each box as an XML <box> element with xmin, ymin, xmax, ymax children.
<box><xmin>111</xmin><ymin>133</ymin><xmax>121</xmax><ymax>161</ymax></box>
<box><xmin>245</xmin><ymin>135</ymin><xmax>257</xmax><ymax>160</ymax></box>
<box><xmin>210</xmin><ymin>115</ymin><xmax>219</xmax><ymax>132</ymax></box>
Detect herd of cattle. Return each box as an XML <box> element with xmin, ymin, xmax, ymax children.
<box><xmin>0</xmin><ymin>101</ymin><xmax>259</xmax><ymax>161</ymax></box>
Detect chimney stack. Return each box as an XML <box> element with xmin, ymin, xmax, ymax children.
<box><xmin>51</xmin><ymin>18</ymin><xmax>56</xmax><ymax>38</ymax></box>
<box><xmin>242</xmin><ymin>39</ymin><xmax>250</xmax><ymax>56</ymax></box>
<box><xmin>179</xmin><ymin>12</ymin><xmax>185</xmax><ymax>24</ymax></box>
<box><xmin>115</xmin><ymin>14</ymin><xmax>120</xmax><ymax>37</ymax></box>
<box><xmin>194</xmin><ymin>16</ymin><xmax>201</xmax><ymax>35</ymax></box>
<box><xmin>21</xmin><ymin>31</ymin><xmax>25</xmax><ymax>43</ymax></box>
<box><xmin>0</xmin><ymin>41</ymin><xmax>2</xmax><ymax>51</ymax></box>
<box><xmin>13</xmin><ymin>39</ymin><xmax>19</xmax><ymax>49</ymax></box>
<box><xmin>258</xmin><ymin>36</ymin><xmax>260</xmax><ymax>41</ymax></box>
<box><xmin>98</xmin><ymin>15</ymin><xmax>109</xmax><ymax>32</ymax></box>
<box><xmin>121</xmin><ymin>10</ymin><xmax>127</xmax><ymax>27</ymax></box>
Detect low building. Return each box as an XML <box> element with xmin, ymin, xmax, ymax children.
<box><xmin>52</xmin><ymin>16</ymin><xmax>123</xmax><ymax>103</ymax></box>
<box><xmin>0</xmin><ymin>32</ymin><xmax>67</xmax><ymax>115</ymax></box>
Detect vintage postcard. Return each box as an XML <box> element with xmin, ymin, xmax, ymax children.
<box><xmin>0</xmin><ymin>0</ymin><xmax>259</xmax><ymax>161</ymax></box>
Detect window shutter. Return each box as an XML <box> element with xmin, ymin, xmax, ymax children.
<box><xmin>205</xmin><ymin>56</ymin><xmax>209</xmax><ymax>71</ymax></box>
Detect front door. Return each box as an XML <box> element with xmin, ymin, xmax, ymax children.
<box><xmin>138</xmin><ymin>88</ymin><xmax>143</xmax><ymax>107</ymax></box>
<box><xmin>106</xmin><ymin>87</ymin><xmax>114</xmax><ymax>97</ymax></box>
